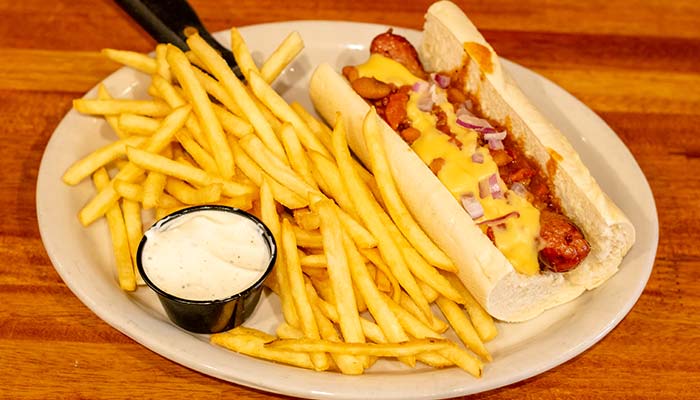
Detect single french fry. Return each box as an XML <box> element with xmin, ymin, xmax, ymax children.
<box><xmin>317</xmin><ymin>201</ymin><xmax>365</xmax><ymax>347</ymax></box>
<box><xmin>97</xmin><ymin>84</ymin><xmax>128</xmax><ymax>138</ymax></box>
<box><xmin>443</xmin><ymin>273</ymin><xmax>498</xmax><ymax>342</ymax></box>
<box><xmin>267</xmin><ymin>338</ymin><xmax>450</xmax><ymax>357</ymax></box>
<box><xmin>260</xmin><ymin>178</ymin><xmax>299</xmax><ymax>329</ymax></box>
<box><xmin>121</xmin><ymin>198</ymin><xmax>144</xmax><ymax>285</ymax></box>
<box><xmin>78</xmin><ymin>105</ymin><xmax>191</xmax><ymax>226</ymax></box>
<box><xmin>142</xmin><ymin>170</ymin><xmax>167</xmax><ymax>209</ymax></box>
<box><xmin>260</xmin><ymin>31</ymin><xmax>304</xmax><ymax>83</ymax></box>
<box><xmin>211</xmin><ymin>333</ymin><xmax>314</xmax><ymax>370</ymax></box>
<box><xmin>331</xmin><ymin>118</ymin><xmax>432</xmax><ymax>323</ymax></box>
<box><xmin>229</xmin><ymin>137</ymin><xmax>307</xmax><ymax>209</ymax></box>
<box><xmin>101</xmin><ymin>48</ymin><xmax>156</xmax><ymax>74</ymax></box>
<box><xmin>300</xmin><ymin>254</ymin><xmax>326</xmax><ymax>268</ymax></box>
<box><xmin>73</xmin><ymin>99</ymin><xmax>170</xmax><ymax>117</ymax></box>
<box><xmin>118</xmin><ymin>114</ymin><xmax>160</xmax><ymax>135</ymax></box>
<box><xmin>186</xmin><ymin>33</ymin><xmax>287</xmax><ymax>163</ymax></box>
<box><xmin>281</xmin><ymin>219</ymin><xmax>329</xmax><ymax>371</ymax></box>
<box><xmin>230</xmin><ymin>27</ymin><xmax>260</xmax><ymax>82</ymax></box>
<box><xmin>362</xmin><ymin>109</ymin><xmax>456</xmax><ymax>271</ymax></box>
<box><xmin>62</xmin><ymin>135</ymin><xmax>145</xmax><ymax>185</ymax></box>
<box><xmin>93</xmin><ymin>168</ymin><xmax>136</xmax><ymax>291</ymax></box>
<box><xmin>155</xmin><ymin>44</ymin><xmax>172</xmax><ymax>82</ymax></box>
<box><xmin>166</xmin><ymin>44</ymin><xmax>234</xmax><ymax>179</ymax></box>
<box><xmin>248</xmin><ymin>70</ymin><xmax>330</xmax><ymax>158</ymax></box>
<box><xmin>126</xmin><ymin>146</ymin><xmax>254</xmax><ymax>198</ymax></box>
<box><xmin>279</xmin><ymin>123</ymin><xmax>318</xmax><ymax>189</ymax></box>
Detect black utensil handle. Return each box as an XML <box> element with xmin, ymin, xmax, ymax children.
<box><xmin>114</xmin><ymin>0</ymin><xmax>242</xmax><ymax>79</ymax></box>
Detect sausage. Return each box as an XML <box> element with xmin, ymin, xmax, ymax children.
<box><xmin>370</xmin><ymin>29</ymin><xmax>428</xmax><ymax>79</ymax></box>
<box><xmin>538</xmin><ymin>211</ymin><xmax>590</xmax><ymax>272</ymax></box>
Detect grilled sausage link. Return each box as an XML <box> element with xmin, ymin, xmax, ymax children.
<box><xmin>370</xmin><ymin>29</ymin><xmax>428</xmax><ymax>79</ymax></box>
<box><xmin>538</xmin><ymin>211</ymin><xmax>591</xmax><ymax>272</ymax></box>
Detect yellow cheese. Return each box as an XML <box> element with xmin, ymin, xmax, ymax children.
<box><xmin>355</xmin><ymin>55</ymin><xmax>541</xmax><ymax>276</ymax></box>
<box><xmin>355</xmin><ymin>54</ymin><xmax>421</xmax><ymax>87</ymax></box>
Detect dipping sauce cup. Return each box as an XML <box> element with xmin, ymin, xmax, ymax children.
<box><xmin>136</xmin><ymin>205</ymin><xmax>276</xmax><ymax>334</ymax></box>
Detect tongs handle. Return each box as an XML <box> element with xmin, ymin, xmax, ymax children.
<box><xmin>114</xmin><ymin>0</ymin><xmax>243</xmax><ymax>80</ymax></box>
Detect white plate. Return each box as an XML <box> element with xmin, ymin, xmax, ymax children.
<box><xmin>36</xmin><ymin>21</ymin><xmax>658</xmax><ymax>399</ymax></box>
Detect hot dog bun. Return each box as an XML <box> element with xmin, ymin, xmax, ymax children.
<box><xmin>309</xmin><ymin>1</ymin><xmax>635</xmax><ymax>321</ymax></box>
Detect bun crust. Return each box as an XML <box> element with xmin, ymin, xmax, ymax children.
<box><xmin>309</xmin><ymin>1</ymin><xmax>635</xmax><ymax>321</ymax></box>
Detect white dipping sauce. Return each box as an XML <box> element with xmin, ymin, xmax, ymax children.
<box><xmin>142</xmin><ymin>210</ymin><xmax>271</xmax><ymax>301</ymax></box>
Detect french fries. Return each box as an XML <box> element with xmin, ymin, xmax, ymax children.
<box><xmin>65</xmin><ymin>26</ymin><xmax>497</xmax><ymax>378</ymax></box>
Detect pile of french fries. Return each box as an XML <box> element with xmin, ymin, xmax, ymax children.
<box><xmin>63</xmin><ymin>27</ymin><xmax>497</xmax><ymax>376</ymax></box>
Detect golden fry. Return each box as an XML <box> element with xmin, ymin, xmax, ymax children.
<box><xmin>101</xmin><ymin>48</ymin><xmax>156</xmax><ymax>74</ymax></box>
<box><xmin>92</xmin><ymin>168</ymin><xmax>135</xmax><ymax>291</ymax></box>
<box><xmin>260</xmin><ymin>31</ymin><xmax>304</xmax><ymax>83</ymax></box>
<box><xmin>73</xmin><ymin>99</ymin><xmax>170</xmax><ymax>117</ymax></box>
<box><xmin>166</xmin><ymin>44</ymin><xmax>234</xmax><ymax>179</ymax></box>
<box><xmin>230</xmin><ymin>27</ymin><xmax>260</xmax><ymax>82</ymax></box>
<box><xmin>62</xmin><ymin>135</ymin><xmax>145</xmax><ymax>185</ymax></box>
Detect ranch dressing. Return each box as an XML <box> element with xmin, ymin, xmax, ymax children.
<box><xmin>142</xmin><ymin>210</ymin><xmax>270</xmax><ymax>301</ymax></box>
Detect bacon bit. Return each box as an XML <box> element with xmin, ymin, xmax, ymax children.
<box><xmin>448</xmin><ymin>136</ymin><xmax>463</xmax><ymax>150</ymax></box>
<box><xmin>400</xmin><ymin>127</ymin><xmax>421</xmax><ymax>144</ymax></box>
<box><xmin>491</xmin><ymin>150</ymin><xmax>512</xmax><ymax>167</ymax></box>
<box><xmin>385</xmin><ymin>91</ymin><xmax>409</xmax><ymax>130</ymax></box>
<box><xmin>432</xmin><ymin>106</ymin><xmax>452</xmax><ymax>135</ymax></box>
<box><xmin>351</xmin><ymin>77</ymin><xmax>393</xmax><ymax>99</ymax></box>
<box><xmin>429</xmin><ymin>158</ymin><xmax>445</xmax><ymax>175</ymax></box>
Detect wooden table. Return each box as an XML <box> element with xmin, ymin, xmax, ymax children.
<box><xmin>2</xmin><ymin>0</ymin><xmax>699</xmax><ymax>398</ymax></box>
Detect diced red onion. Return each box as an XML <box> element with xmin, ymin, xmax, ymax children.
<box><xmin>483</xmin><ymin>131</ymin><xmax>506</xmax><ymax>141</ymax></box>
<box><xmin>488</xmin><ymin>174</ymin><xmax>503</xmax><ymax>198</ymax></box>
<box><xmin>417</xmin><ymin>93</ymin><xmax>433</xmax><ymax>111</ymax></box>
<box><xmin>488</xmin><ymin>139</ymin><xmax>504</xmax><ymax>150</ymax></box>
<box><xmin>471</xmin><ymin>152</ymin><xmax>484</xmax><ymax>164</ymax></box>
<box><xmin>476</xmin><ymin>211</ymin><xmax>520</xmax><ymax>226</ymax></box>
<box><xmin>511</xmin><ymin>182</ymin><xmax>528</xmax><ymax>197</ymax></box>
<box><xmin>412</xmin><ymin>81</ymin><xmax>429</xmax><ymax>93</ymax></box>
<box><xmin>456</xmin><ymin>115</ymin><xmax>494</xmax><ymax>134</ymax></box>
<box><xmin>461</xmin><ymin>193</ymin><xmax>484</xmax><ymax>220</ymax></box>
<box><xmin>434</xmin><ymin>73</ymin><xmax>451</xmax><ymax>88</ymax></box>
<box><xmin>429</xmin><ymin>84</ymin><xmax>446</xmax><ymax>104</ymax></box>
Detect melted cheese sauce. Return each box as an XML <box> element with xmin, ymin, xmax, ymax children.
<box><xmin>142</xmin><ymin>210</ymin><xmax>271</xmax><ymax>300</ymax></box>
<box><xmin>355</xmin><ymin>54</ymin><xmax>541</xmax><ymax>275</ymax></box>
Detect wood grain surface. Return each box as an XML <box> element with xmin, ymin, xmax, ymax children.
<box><xmin>2</xmin><ymin>0</ymin><xmax>699</xmax><ymax>399</ymax></box>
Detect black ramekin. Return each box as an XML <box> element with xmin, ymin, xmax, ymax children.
<box><xmin>136</xmin><ymin>205</ymin><xmax>276</xmax><ymax>334</ymax></box>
